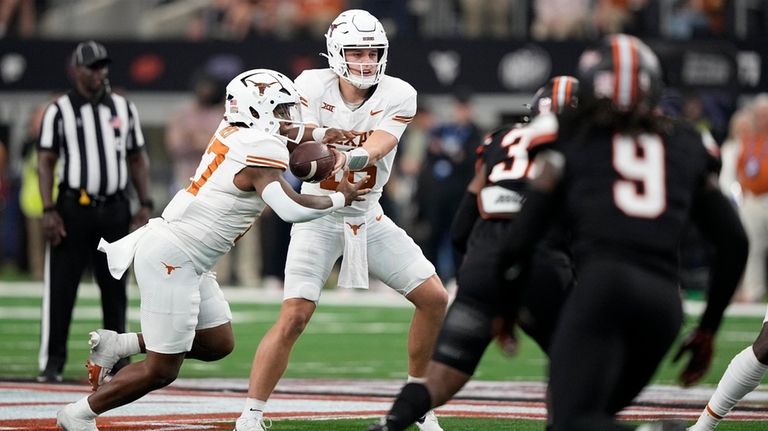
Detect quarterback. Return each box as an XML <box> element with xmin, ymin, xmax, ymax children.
<box><xmin>234</xmin><ymin>9</ymin><xmax>448</xmax><ymax>431</ymax></box>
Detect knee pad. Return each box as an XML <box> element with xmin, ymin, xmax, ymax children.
<box><xmin>432</xmin><ymin>299</ymin><xmax>494</xmax><ymax>375</ymax></box>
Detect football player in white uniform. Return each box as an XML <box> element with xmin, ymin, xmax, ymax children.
<box><xmin>55</xmin><ymin>69</ymin><xmax>370</xmax><ymax>431</ymax></box>
<box><xmin>234</xmin><ymin>10</ymin><xmax>448</xmax><ymax>431</ymax></box>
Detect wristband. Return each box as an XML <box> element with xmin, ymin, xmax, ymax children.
<box><xmin>311</xmin><ymin>127</ymin><xmax>329</xmax><ymax>142</ymax></box>
<box><xmin>140</xmin><ymin>199</ymin><xmax>154</xmax><ymax>210</ymax></box>
<box><xmin>43</xmin><ymin>205</ymin><xmax>57</xmax><ymax>213</ymax></box>
<box><xmin>344</xmin><ymin>147</ymin><xmax>370</xmax><ymax>171</ymax></box>
<box><xmin>329</xmin><ymin>192</ymin><xmax>346</xmax><ymax>209</ymax></box>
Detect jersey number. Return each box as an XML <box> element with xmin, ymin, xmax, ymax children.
<box><xmin>487</xmin><ymin>132</ymin><xmax>532</xmax><ymax>183</ymax></box>
<box><xmin>187</xmin><ymin>137</ymin><xmax>230</xmax><ymax>196</ymax></box>
<box><xmin>612</xmin><ymin>134</ymin><xmax>666</xmax><ymax>218</ymax></box>
<box><xmin>319</xmin><ymin>166</ymin><xmax>377</xmax><ymax>190</ymax></box>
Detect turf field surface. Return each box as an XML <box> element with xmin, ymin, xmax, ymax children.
<box><xmin>1</xmin><ymin>282</ymin><xmax>767</xmax><ymax>430</ymax></box>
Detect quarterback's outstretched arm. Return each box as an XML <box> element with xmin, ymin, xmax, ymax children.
<box><xmin>337</xmin><ymin>130</ymin><xmax>398</xmax><ymax>172</ymax></box>
<box><xmin>234</xmin><ymin>166</ymin><xmax>370</xmax><ymax>223</ymax></box>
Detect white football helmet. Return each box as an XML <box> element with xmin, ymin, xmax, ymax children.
<box><xmin>324</xmin><ymin>9</ymin><xmax>388</xmax><ymax>89</ymax></box>
<box><xmin>224</xmin><ymin>69</ymin><xmax>306</xmax><ymax>144</ymax></box>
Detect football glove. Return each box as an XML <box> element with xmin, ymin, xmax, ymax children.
<box><xmin>672</xmin><ymin>327</ymin><xmax>714</xmax><ymax>387</ymax></box>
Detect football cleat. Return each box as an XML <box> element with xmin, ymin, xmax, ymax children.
<box><xmin>636</xmin><ymin>420</ymin><xmax>687</xmax><ymax>431</ymax></box>
<box><xmin>86</xmin><ymin>330</ymin><xmax>121</xmax><ymax>391</ymax></box>
<box><xmin>36</xmin><ymin>369</ymin><xmax>63</xmax><ymax>383</ymax></box>
<box><xmin>56</xmin><ymin>403</ymin><xmax>99</xmax><ymax>430</ymax></box>
<box><xmin>366</xmin><ymin>417</ymin><xmax>392</xmax><ymax>431</ymax></box>
<box><xmin>234</xmin><ymin>416</ymin><xmax>272</xmax><ymax>431</ymax></box>
<box><xmin>415</xmin><ymin>410</ymin><xmax>443</xmax><ymax>431</ymax></box>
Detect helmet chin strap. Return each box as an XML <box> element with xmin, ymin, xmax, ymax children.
<box><xmin>347</xmin><ymin>77</ymin><xmax>374</xmax><ymax>90</ymax></box>
<box><xmin>343</xmin><ymin>69</ymin><xmax>378</xmax><ymax>89</ymax></box>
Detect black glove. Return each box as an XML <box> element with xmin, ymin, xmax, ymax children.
<box><xmin>492</xmin><ymin>316</ymin><xmax>519</xmax><ymax>356</ymax></box>
<box><xmin>672</xmin><ymin>328</ymin><xmax>714</xmax><ymax>387</ymax></box>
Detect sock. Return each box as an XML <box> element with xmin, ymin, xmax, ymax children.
<box><xmin>71</xmin><ymin>396</ymin><xmax>97</xmax><ymax>419</ymax></box>
<box><xmin>406</xmin><ymin>375</ymin><xmax>431</xmax><ymax>420</ymax></box>
<box><xmin>407</xmin><ymin>374</ymin><xmax>426</xmax><ymax>384</ymax></box>
<box><xmin>117</xmin><ymin>333</ymin><xmax>141</xmax><ymax>358</ymax></box>
<box><xmin>386</xmin><ymin>383</ymin><xmax>432</xmax><ymax>431</ymax></box>
<box><xmin>690</xmin><ymin>346</ymin><xmax>768</xmax><ymax>431</ymax></box>
<box><xmin>241</xmin><ymin>398</ymin><xmax>266</xmax><ymax>418</ymax></box>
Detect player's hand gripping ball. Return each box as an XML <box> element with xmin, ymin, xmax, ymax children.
<box><xmin>289</xmin><ymin>142</ymin><xmax>337</xmax><ymax>183</ymax></box>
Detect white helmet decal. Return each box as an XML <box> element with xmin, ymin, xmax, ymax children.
<box><xmin>224</xmin><ymin>69</ymin><xmax>306</xmax><ymax>144</ymax></box>
<box><xmin>324</xmin><ymin>9</ymin><xmax>388</xmax><ymax>89</ymax></box>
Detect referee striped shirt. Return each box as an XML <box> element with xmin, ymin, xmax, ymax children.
<box><xmin>38</xmin><ymin>90</ymin><xmax>145</xmax><ymax>197</ymax></box>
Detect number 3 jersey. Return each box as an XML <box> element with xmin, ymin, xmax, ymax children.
<box><xmin>161</xmin><ymin>121</ymin><xmax>289</xmax><ymax>272</ymax></box>
<box><xmin>554</xmin><ymin>117</ymin><xmax>720</xmax><ymax>274</ymax></box>
<box><xmin>294</xmin><ymin>69</ymin><xmax>416</xmax><ymax>216</ymax></box>
<box><xmin>477</xmin><ymin>113</ymin><xmax>559</xmax><ymax>219</ymax></box>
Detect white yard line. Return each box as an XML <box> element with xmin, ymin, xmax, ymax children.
<box><xmin>2</xmin><ymin>280</ymin><xmax>766</xmax><ymax>315</ymax></box>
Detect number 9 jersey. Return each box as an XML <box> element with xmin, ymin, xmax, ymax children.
<box><xmin>555</xmin><ymin>117</ymin><xmax>721</xmax><ymax>274</ymax></box>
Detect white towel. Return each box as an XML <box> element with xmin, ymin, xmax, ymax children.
<box><xmin>97</xmin><ymin>222</ymin><xmax>151</xmax><ymax>280</ymax></box>
<box><xmin>338</xmin><ymin>216</ymin><xmax>369</xmax><ymax>289</ymax></box>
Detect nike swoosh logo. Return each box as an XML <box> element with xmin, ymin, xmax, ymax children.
<box><xmin>370</xmin><ymin>109</ymin><xmax>384</xmax><ymax>116</ymax></box>
<box><xmin>375</xmin><ymin>215</ymin><xmax>383</xmax><ymax>221</ymax></box>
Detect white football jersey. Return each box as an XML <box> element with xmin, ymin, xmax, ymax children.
<box><xmin>162</xmin><ymin>120</ymin><xmax>289</xmax><ymax>271</ymax></box>
<box><xmin>295</xmin><ymin>69</ymin><xmax>416</xmax><ymax>216</ymax></box>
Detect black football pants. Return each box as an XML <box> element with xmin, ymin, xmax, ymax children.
<box><xmin>39</xmin><ymin>195</ymin><xmax>130</xmax><ymax>374</ymax></box>
<box><xmin>548</xmin><ymin>257</ymin><xmax>683</xmax><ymax>431</ymax></box>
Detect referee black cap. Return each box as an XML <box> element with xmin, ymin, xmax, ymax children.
<box><xmin>72</xmin><ymin>40</ymin><xmax>112</xmax><ymax>68</ymax></box>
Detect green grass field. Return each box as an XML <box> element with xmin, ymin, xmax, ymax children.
<box><xmin>1</xmin><ymin>290</ymin><xmax>766</xmax><ymax>430</ymax></box>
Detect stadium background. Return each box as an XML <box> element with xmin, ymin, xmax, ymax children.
<box><xmin>1</xmin><ymin>0</ymin><xmax>768</xmax><ymax>429</ymax></box>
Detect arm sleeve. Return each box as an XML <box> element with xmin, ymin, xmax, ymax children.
<box><xmin>231</xmin><ymin>132</ymin><xmax>289</xmax><ymax>170</ymax></box>
<box><xmin>691</xmin><ymin>186</ymin><xmax>749</xmax><ymax>332</ymax></box>
<box><xmin>261</xmin><ymin>181</ymin><xmax>344</xmax><ymax>223</ymax></box>
<box><xmin>295</xmin><ymin>71</ymin><xmax>322</xmax><ymax>127</ymax></box>
<box><xmin>38</xmin><ymin>103</ymin><xmax>62</xmax><ymax>153</ymax></box>
<box><xmin>450</xmin><ymin>191</ymin><xmax>480</xmax><ymax>255</ymax></box>
<box><xmin>377</xmin><ymin>85</ymin><xmax>417</xmax><ymax>141</ymax></box>
<box><xmin>126</xmin><ymin>100</ymin><xmax>146</xmax><ymax>153</ymax></box>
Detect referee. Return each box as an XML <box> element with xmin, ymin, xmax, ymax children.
<box><xmin>37</xmin><ymin>41</ymin><xmax>153</xmax><ymax>382</ymax></box>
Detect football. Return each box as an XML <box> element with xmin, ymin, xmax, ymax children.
<box><xmin>289</xmin><ymin>142</ymin><xmax>337</xmax><ymax>183</ymax></box>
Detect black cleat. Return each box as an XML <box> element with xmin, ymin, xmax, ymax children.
<box><xmin>367</xmin><ymin>420</ymin><xmax>389</xmax><ymax>431</ymax></box>
<box><xmin>36</xmin><ymin>369</ymin><xmax>63</xmax><ymax>383</ymax></box>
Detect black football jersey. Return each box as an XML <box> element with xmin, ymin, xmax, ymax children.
<box><xmin>477</xmin><ymin>114</ymin><xmax>559</xmax><ymax>219</ymax></box>
<box><xmin>558</xmin><ymin>119</ymin><xmax>720</xmax><ymax>273</ymax></box>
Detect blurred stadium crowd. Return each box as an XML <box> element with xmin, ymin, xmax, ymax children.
<box><xmin>1</xmin><ymin>0</ymin><xmax>766</xmax><ymax>41</ymax></box>
<box><xmin>0</xmin><ymin>0</ymin><xmax>767</xmax><ymax>302</ymax></box>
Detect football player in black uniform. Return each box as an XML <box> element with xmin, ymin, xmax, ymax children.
<box><xmin>367</xmin><ymin>76</ymin><xmax>579</xmax><ymax>431</ymax></box>
<box><xmin>452</xmin><ymin>76</ymin><xmax>579</xmax><ymax>355</ymax></box>
<box><xmin>498</xmin><ymin>34</ymin><xmax>747</xmax><ymax>431</ymax></box>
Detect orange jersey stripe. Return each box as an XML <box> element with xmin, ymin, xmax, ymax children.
<box><xmin>246</xmin><ymin>156</ymin><xmax>288</xmax><ymax>169</ymax></box>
